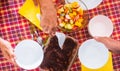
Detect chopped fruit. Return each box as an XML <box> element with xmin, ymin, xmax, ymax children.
<box><xmin>70</xmin><ymin>20</ymin><xmax>74</xmax><ymax>24</ymax></box>
<box><xmin>59</xmin><ymin>22</ymin><xmax>66</xmax><ymax>27</ymax></box>
<box><xmin>64</xmin><ymin>4</ymin><xmax>71</xmax><ymax>8</ymax></box>
<box><xmin>69</xmin><ymin>13</ymin><xmax>74</xmax><ymax>19</ymax></box>
<box><xmin>65</xmin><ymin>24</ymin><xmax>73</xmax><ymax>29</ymax></box>
<box><xmin>57</xmin><ymin>2</ymin><xmax>84</xmax><ymax>31</ymax></box>
<box><xmin>71</xmin><ymin>2</ymin><xmax>79</xmax><ymax>8</ymax></box>
<box><xmin>58</xmin><ymin>7</ymin><xmax>64</xmax><ymax>13</ymax></box>
<box><xmin>73</xmin><ymin>26</ymin><xmax>78</xmax><ymax>30</ymax></box>
<box><xmin>65</xmin><ymin>14</ymin><xmax>71</xmax><ymax>19</ymax></box>
<box><xmin>72</xmin><ymin>11</ymin><xmax>77</xmax><ymax>16</ymax></box>
<box><xmin>77</xmin><ymin>7</ymin><xmax>83</xmax><ymax>15</ymax></box>
<box><xmin>75</xmin><ymin>19</ymin><xmax>83</xmax><ymax>27</ymax></box>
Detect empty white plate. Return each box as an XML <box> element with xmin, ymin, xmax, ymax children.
<box><xmin>78</xmin><ymin>39</ymin><xmax>109</xmax><ymax>69</ymax></box>
<box><xmin>65</xmin><ymin>0</ymin><xmax>103</xmax><ymax>10</ymax></box>
<box><xmin>88</xmin><ymin>15</ymin><xmax>113</xmax><ymax>37</ymax></box>
<box><xmin>14</xmin><ymin>39</ymin><xmax>44</xmax><ymax>70</ymax></box>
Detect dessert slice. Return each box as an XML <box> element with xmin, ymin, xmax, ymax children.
<box><xmin>40</xmin><ymin>35</ymin><xmax>79</xmax><ymax>71</ymax></box>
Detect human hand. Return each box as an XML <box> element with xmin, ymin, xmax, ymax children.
<box><xmin>40</xmin><ymin>4</ymin><xmax>57</xmax><ymax>34</ymax></box>
<box><xmin>33</xmin><ymin>0</ymin><xmax>58</xmax><ymax>34</ymax></box>
<box><xmin>40</xmin><ymin>9</ymin><xmax>57</xmax><ymax>34</ymax></box>
<box><xmin>94</xmin><ymin>37</ymin><xmax>120</xmax><ymax>54</ymax></box>
<box><xmin>0</xmin><ymin>38</ymin><xmax>17</xmax><ymax>65</ymax></box>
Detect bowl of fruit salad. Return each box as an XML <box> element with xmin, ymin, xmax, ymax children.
<box><xmin>57</xmin><ymin>1</ymin><xmax>89</xmax><ymax>32</ymax></box>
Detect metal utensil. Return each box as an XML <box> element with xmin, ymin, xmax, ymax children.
<box><xmin>30</xmin><ymin>25</ymin><xmax>43</xmax><ymax>47</ymax></box>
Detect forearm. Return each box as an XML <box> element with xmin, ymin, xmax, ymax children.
<box><xmin>36</xmin><ymin>0</ymin><xmax>57</xmax><ymax>33</ymax></box>
<box><xmin>114</xmin><ymin>40</ymin><xmax>120</xmax><ymax>52</ymax></box>
<box><xmin>38</xmin><ymin>0</ymin><xmax>56</xmax><ymax>14</ymax></box>
<box><xmin>107</xmin><ymin>39</ymin><xmax>120</xmax><ymax>53</ymax></box>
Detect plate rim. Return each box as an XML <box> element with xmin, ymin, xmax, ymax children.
<box><xmin>78</xmin><ymin>39</ymin><xmax>109</xmax><ymax>69</ymax></box>
<box><xmin>88</xmin><ymin>15</ymin><xmax>113</xmax><ymax>37</ymax></box>
<box><xmin>14</xmin><ymin>39</ymin><xmax>44</xmax><ymax>70</ymax></box>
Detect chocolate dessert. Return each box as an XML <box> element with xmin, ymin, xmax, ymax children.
<box><xmin>40</xmin><ymin>35</ymin><xmax>79</xmax><ymax>71</ymax></box>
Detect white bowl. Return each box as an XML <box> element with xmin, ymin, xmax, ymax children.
<box><xmin>88</xmin><ymin>15</ymin><xmax>113</xmax><ymax>37</ymax></box>
<box><xmin>14</xmin><ymin>39</ymin><xmax>44</xmax><ymax>70</ymax></box>
<box><xmin>78</xmin><ymin>39</ymin><xmax>109</xmax><ymax>69</ymax></box>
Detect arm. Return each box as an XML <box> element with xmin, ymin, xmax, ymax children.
<box><xmin>0</xmin><ymin>38</ymin><xmax>15</xmax><ymax>64</ymax></box>
<box><xmin>33</xmin><ymin>0</ymin><xmax>57</xmax><ymax>34</ymax></box>
<box><xmin>94</xmin><ymin>37</ymin><xmax>120</xmax><ymax>54</ymax></box>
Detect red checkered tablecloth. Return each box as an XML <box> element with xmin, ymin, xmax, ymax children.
<box><xmin>0</xmin><ymin>0</ymin><xmax>120</xmax><ymax>71</ymax></box>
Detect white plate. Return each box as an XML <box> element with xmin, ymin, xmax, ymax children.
<box><xmin>78</xmin><ymin>39</ymin><xmax>109</xmax><ymax>69</ymax></box>
<box><xmin>14</xmin><ymin>39</ymin><xmax>44</xmax><ymax>70</ymax></box>
<box><xmin>88</xmin><ymin>15</ymin><xmax>113</xmax><ymax>37</ymax></box>
<box><xmin>65</xmin><ymin>0</ymin><xmax>103</xmax><ymax>10</ymax></box>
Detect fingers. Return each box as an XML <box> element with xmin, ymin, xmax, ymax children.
<box><xmin>7</xmin><ymin>58</ymin><xmax>18</xmax><ymax>67</ymax></box>
<box><xmin>41</xmin><ymin>25</ymin><xmax>50</xmax><ymax>33</ymax></box>
<box><xmin>94</xmin><ymin>36</ymin><xmax>108</xmax><ymax>43</ymax></box>
<box><xmin>3</xmin><ymin>46</ymin><xmax>17</xmax><ymax>65</ymax></box>
<box><xmin>4</xmin><ymin>51</ymin><xmax>17</xmax><ymax>66</ymax></box>
<box><xmin>50</xmin><ymin>27</ymin><xmax>57</xmax><ymax>35</ymax></box>
<box><xmin>40</xmin><ymin>20</ymin><xmax>57</xmax><ymax>34</ymax></box>
<box><xmin>42</xmin><ymin>26</ymin><xmax>56</xmax><ymax>36</ymax></box>
<box><xmin>5</xmin><ymin>50</ymin><xmax>18</xmax><ymax>66</ymax></box>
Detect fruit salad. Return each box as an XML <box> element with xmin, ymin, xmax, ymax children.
<box><xmin>57</xmin><ymin>2</ymin><xmax>84</xmax><ymax>31</ymax></box>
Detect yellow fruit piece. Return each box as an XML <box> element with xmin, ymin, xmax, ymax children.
<box><xmin>58</xmin><ymin>7</ymin><xmax>64</xmax><ymax>14</ymax></box>
<box><xmin>65</xmin><ymin>24</ymin><xmax>73</xmax><ymax>29</ymax></box>
<box><xmin>60</xmin><ymin>16</ymin><xmax>64</xmax><ymax>20</ymax></box>
<box><xmin>75</xmin><ymin>22</ymin><xmax>82</xmax><ymax>27</ymax></box>
<box><xmin>64</xmin><ymin>4</ymin><xmax>71</xmax><ymax>8</ymax></box>
<box><xmin>69</xmin><ymin>13</ymin><xmax>74</xmax><ymax>19</ymax></box>
<box><xmin>73</xmin><ymin>11</ymin><xmax>77</xmax><ymax>16</ymax></box>
<box><xmin>78</xmin><ymin>18</ymin><xmax>83</xmax><ymax>22</ymax></box>
<box><xmin>77</xmin><ymin>7</ymin><xmax>83</xmax><ymax>15</ymax></box>
<box><xmin>75</xmin><ymin>19</ymin><xmax>83</xmax><ymax>27</ymax></box>
<box><xmin>71</xmin><ymin>2</ymin><xmax>79</xmax><ymax>8</ymax></box>
<box><xmin>70</xmin><ymin>20</ymin><xmax>74</xmax><ymax>24</ymax></box>
<box><xmin>59</xmin><ymin>22</ymin><xmax>66</xmax><ymax>27</ymax></box>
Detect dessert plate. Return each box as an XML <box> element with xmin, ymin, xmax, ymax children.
<box><xmin>14</xmin><ymin>39</ymin><xmax>44</xmax><ymax>70</ymax></box>
<box><xmin>88</xmin><ymin>15</ymin><xmax>113</xmax><ymax>37</ymax></box>
<box><xmin>78</xmin><ymin>39</ymin><xmax>109</xmax><ymax>69</ymax></box>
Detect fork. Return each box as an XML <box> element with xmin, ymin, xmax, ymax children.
<box><xmin>34</xmin><ymin>30</ymin><xmax>43</xmax><ymax>47</ymax></box>
<box><xmin>30</xmin><ymin>25</ymin><xmax>43</xmax><ymax>47</ymax></box>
